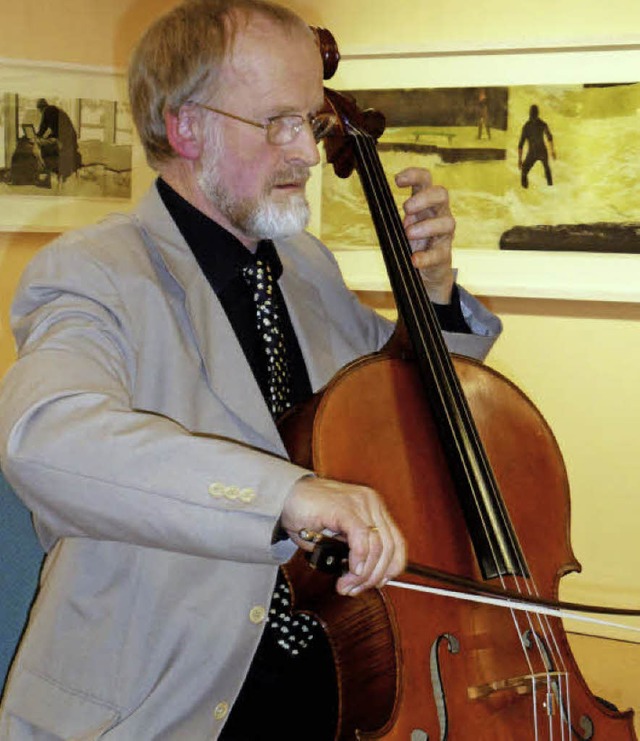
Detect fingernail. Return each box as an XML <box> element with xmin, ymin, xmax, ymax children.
<box><xmin>355</xmin><ymin>561</ymin><xmax>364</xmax><ymax>576</ymax></box>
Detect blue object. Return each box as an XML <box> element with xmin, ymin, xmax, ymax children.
<box><xmin>0</xmin><ymin>469</ymin><xmax>45</xmax><ymax>695</ymax></box>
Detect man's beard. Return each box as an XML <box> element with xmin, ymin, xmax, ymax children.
<box><xmin>197</xmin><ymin>127</ymin><xmax>310</xmax><ymax>241</ymax></box>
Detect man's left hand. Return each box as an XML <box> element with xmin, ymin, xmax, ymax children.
<box><xmin>395</xmin><ymin>167</ymin><xmax>455</xmax><ymax>304</ymax></box>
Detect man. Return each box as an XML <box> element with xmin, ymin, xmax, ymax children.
<box><xmin>35</xmin><ymin>98</ymin><xmax>82</xmax><ymax>182</ymax></box>
<box><xmin>518</xmin><ymin>103</ymin><xmax>556</xmax><ymax>188</ymax></box>
<box><xmin>0</xmin><ymin>1</ymin><xmax>501</xmax><ymax>738</ymax></box>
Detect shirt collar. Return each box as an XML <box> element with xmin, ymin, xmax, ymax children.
<box><xmin>156</xmin><ymin>177</ymin><xmax>282</xmax><ymax>293</ymax></box>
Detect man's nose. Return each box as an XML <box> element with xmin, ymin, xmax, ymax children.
<box><xmin>284</xmin><ymin>122</ymin><xmax>321</xmax><ymax>167</ymax></box>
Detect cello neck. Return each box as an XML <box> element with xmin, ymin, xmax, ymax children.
<box><xmin>324</xmin><ymin>87</ymin><xmax>525</xmax><ymax>580</ymax></box>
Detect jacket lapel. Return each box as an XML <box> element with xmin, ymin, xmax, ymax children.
<box><xmin>133</xmin><ymin>186</ymin><xmax>283</xmax><ymax>454</ymax></box>
<box><xmin>276</xmin><ymin>238</ymin><xmax>335</xmax><ymax>393</ymax></box>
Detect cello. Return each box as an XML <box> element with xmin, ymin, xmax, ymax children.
<box><xmin>280</xmin><ymin>28</ymin><xmax>638</xmax><ymax>741</ymax></box>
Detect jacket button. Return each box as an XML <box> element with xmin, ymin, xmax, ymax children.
<box><xmin>213</xmin><ymin>701</ymin><xmax>229</xmax><ymax>720</ymax></box>
<box><xmin>225</xmin><ymin>486</ymin><xmax>240</xmax><ymax>499</ymax></box>
<box><xmin>238</xmin><ymin>487</ymin><xmax>256</xmax><ymax>503</ymax></box>
<box><xmin>249</xmin><ymin>605</ymin><xmax>266</xmax><ymax>624</ymax></box>
<box><xmin>208</xmin><ymin>482</ymin><xmax>225</xmax><ymax>498</ymax></box>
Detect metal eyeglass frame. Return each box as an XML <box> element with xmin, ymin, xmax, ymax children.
<box><xmin>192</xmin><ymin>102</ymin><xmax>337</xmax><ymax>145</ymax></box>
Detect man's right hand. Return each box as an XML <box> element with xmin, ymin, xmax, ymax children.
<box><xmin>280</xmin><ymin>476</ymin><xmax>406</xmax><ymax>597</ymax></box>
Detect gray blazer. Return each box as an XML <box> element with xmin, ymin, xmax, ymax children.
<box><xmin>0</xmin><ymin>185</ymin><xmax>500</xmax><ymax>739</ymax></box>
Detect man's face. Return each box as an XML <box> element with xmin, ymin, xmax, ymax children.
<box><xmin>197</xmin><ymin>17</ymin><xmax>324</xmax><ymax>247</ymax></box>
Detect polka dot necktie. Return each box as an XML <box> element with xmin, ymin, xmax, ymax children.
<box><xmin>267</xmin><ymin>579</ymin><xmax>319</xmax><ymax>656</ymax></box>
<box><xmin>241</xmin><ymin>254</ymin><xmax>293</xmax><ymax>419</ymax></box>
<box><xmin>242</xmin><ymin>246</ymin><xmax>322</xmax><ymax>656</ymax></box>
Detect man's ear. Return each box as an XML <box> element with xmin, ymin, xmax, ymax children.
<box><xmin>164</xmin><ymin>104</ymin><xmax>202</xmax><ymax>160</ymax></box>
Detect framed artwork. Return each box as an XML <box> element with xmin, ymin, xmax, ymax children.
<box><xmin>0</xmin><ymin>58</ymin><xmax>154</xmax><ymax>233</ymax></box>
<box><xmin>318</xmin><ymin>46</ymin><xmax>640</xmax><ymax>301</ymax></box>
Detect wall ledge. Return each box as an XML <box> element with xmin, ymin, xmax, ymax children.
<box><xmin>333</xmin><ymin>248</ymin><xmax>640</xmax><ymax>303</ymax></box>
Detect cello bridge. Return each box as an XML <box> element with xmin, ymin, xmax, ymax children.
<box><xmin>468</xmin><ymin>672</ymin><xmax>565</xmax><ymax>712</ymax></box>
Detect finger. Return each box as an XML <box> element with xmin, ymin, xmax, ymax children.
<box><xmin>395</xmin><ymin>166</ymin><xmax>432</xmax><ymax>193</ymax></box>
<box><xmin>353</xmin><ymin>522</ymin><xmax>390</xmax><ymax>592</ymax></box>
<box><xmin>402</xmin><ymin>183</ymin><xmax>450</xmax><ymax>220</ymax></box>
<box><xmin>369</xmin><ymin>508</ymin><xmax>406</xmax><ymax>587</ymax></box>
<box><xmin>337</xmin><ymin>509</ymin><xmax>404</xmax><ymax>595</ymax></box>
<box><xmin>383</xmin><ymin>514</ymin><xmax>407</xmax><ymax>583</ymax></box>
<box><xmin>334</xmin><ymin>518</ymin><xmax>385</xmax><ymax>594</ymax></box>
<box><xmin>342</xmin><ymin>526</ymin><xmax>403</xmax><ymax>594</ymax></box>
<box><xmin>404</xmin><ymin>213</ymin><xmax>455</xmax><ymax>247</ymax></box>
<box><xmin>335</xmin><ymin>520</ymin><xmax>381</xmax><ymax>595</ymax></box>
<box><xmin>411</xmin><ymin>234</ymin><xmax>452</xmax><ymax>266</ymax></box>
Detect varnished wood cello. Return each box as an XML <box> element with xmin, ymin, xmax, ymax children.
<box><xmin>281</xmin><ymin>28</ymin><xmax>638</xmax><ymax>741</ymax></box>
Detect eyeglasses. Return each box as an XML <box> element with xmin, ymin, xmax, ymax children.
<box><xmin>193</xmin><ymin>102</ymin><xmax>337</xmax><ymax>146</ymax></box>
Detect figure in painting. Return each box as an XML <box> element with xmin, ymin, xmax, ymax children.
<box><xmin>35</xmin><ymin>98</ymin><xmax>82</xmax><ymax>183</ymax></box>
<box><xmin>517</xmin><ymin>104</ymin><xmax>556</xmax><ymax>188</ymax></box>
<box><xmin>476</xmin><ymin>88</ymin><xmax>491</xmax><ymax>140</ymax></box>
<box><xmin>9</xmin><ymin>129</ymin><xmax>49</xmax><ymax>188</ymax></box>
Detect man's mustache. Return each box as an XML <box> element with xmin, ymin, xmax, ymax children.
<box><xmin>270</xmin><ymin>168</ymin><xmax>310</xmax><ymax>188</ymax></box>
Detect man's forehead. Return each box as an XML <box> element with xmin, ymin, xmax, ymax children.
<box><xmin>222</xmin><ymin>13</ymin><xmax>319</xmax><ymax>82</ymax></box>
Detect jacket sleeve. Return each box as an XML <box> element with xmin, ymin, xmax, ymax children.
<box><xmin>443</xmin><ymin>284</ymin><xmax>502</xmax><ymax>361</ymax></box>
<box><xmin>297</xmin><ymin>232</ymin><xmax>502</xmax><ymax>363</ymax></box>
<box><xmin>0</xmin><ymin>242</ymin><xmax>306</xmax><ymax>565</ymax></box>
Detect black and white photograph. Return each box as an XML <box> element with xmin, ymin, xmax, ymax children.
<box><xmin>1</xmin><ymin>93</ymin><xmax>133</xmax><ymax>199</ymax></box>
<box><xmin>0</xmin><ymin>60</ymin><xmax>148</xmax><ymax>233</ymax></box>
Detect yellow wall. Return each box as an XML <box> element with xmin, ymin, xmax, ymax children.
<box><xmin>0</xmin><ymin>233</ymin><xmax>54</xmax><ymax>371</ymax></box>
<box><xmin>2</xmin><ymin>0</ymin><xmax>640</xmax><ymax>68</ymax></box>
<box><xmin>287</xmin><ymin>0</ymin><xmax>640</xmax><ymax>56</ymax></box>
<box><xmin>1</xmin><ymin>0</ymin><xmax>639</xmax><ymax>648</ymax></box>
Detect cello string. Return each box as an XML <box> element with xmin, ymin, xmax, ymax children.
<box><xmin>356</xmin><ymin>131</ymin><xmax>539</xmax><ymax>590</ymax></box>
<box><xmin>346</xmin><ymin>124</ymin><xmax>568</xmax><ymax>735</ymax></box>
<box><xmin>353</xmin><ymin>137</ymin><xmax>500</xmax><ymax>509</ymax></box>
<box><xmin>354</xmin><ymin>134</ymin><xmax>575</xmax><ymax>721</ymax></box>
<box><xmin>389</xmin><ymin>573</ymin><xmax>637</xmax><ymax>735</ymax></box>
<box><xmin>350</xmin><ymin>130</ymin><xmax>532</xmax><ymax>594</ymax></box>
<box><xmin>348</xmin><ymin>130</ymin><xmax>532</xmax><ymax>595</ymax></box>
<box><xmin>338</xmin><ymin>112</ymin><xmax>579</xmax><ymax>737</ymax></box>
<box><xmin>353</xmin><ymin>129</ymin><xmax>499</xmax><ymax>496</ymax></box>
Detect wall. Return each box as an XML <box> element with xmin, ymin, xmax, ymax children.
<box><xmin>1</xmin><ymin>0</ymin><xmax>639</xmax><ymax>646</ymax></box>
<box><xmin>2</xmin><ymin>0</ymin><xmax>640</xmax><ymax>68</ymax></box>
<box><xmin>284</xmin><ymin>0</ymin><xmax>640</xmax><ymax>56</ymax></box>
<box><xmin>0</xmin><ymin>233</ymin><xmax>53</xmax><ymax>371</ymax></box>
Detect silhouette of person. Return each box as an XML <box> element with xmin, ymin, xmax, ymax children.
<box><xmin>517</xmin><ymin>104</ymin><xmax>556</xmax><ymax>188</ymax></box>
<box><xmin>36</xmin><ymin>98</ymin><xmax>82</xmax><ymax>182</ymax></box>
<box><xmin>476</xmin><ymin>88</ymin><xmax>491</xmax><ymax>140</ymax></box>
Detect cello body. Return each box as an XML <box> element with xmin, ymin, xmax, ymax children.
<box><xmin>281</xmin><ymin>347</ymin><xmax>637</xmax><ymax>740</ymax></box>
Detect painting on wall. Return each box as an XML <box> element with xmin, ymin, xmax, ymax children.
<box><xmin>320</xmin><ymin>81</ymin><xmax>640</xmax><ymax>255</ymax></box>
<box><xmin>0</xmin><ymin>60</ymin><xmax>153</xmax><ymax>232</ymax></box>
<box><xmin>1</xmin><ymin>93</ymin><xmax>133</xmax><ymax>200</ymax></box>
